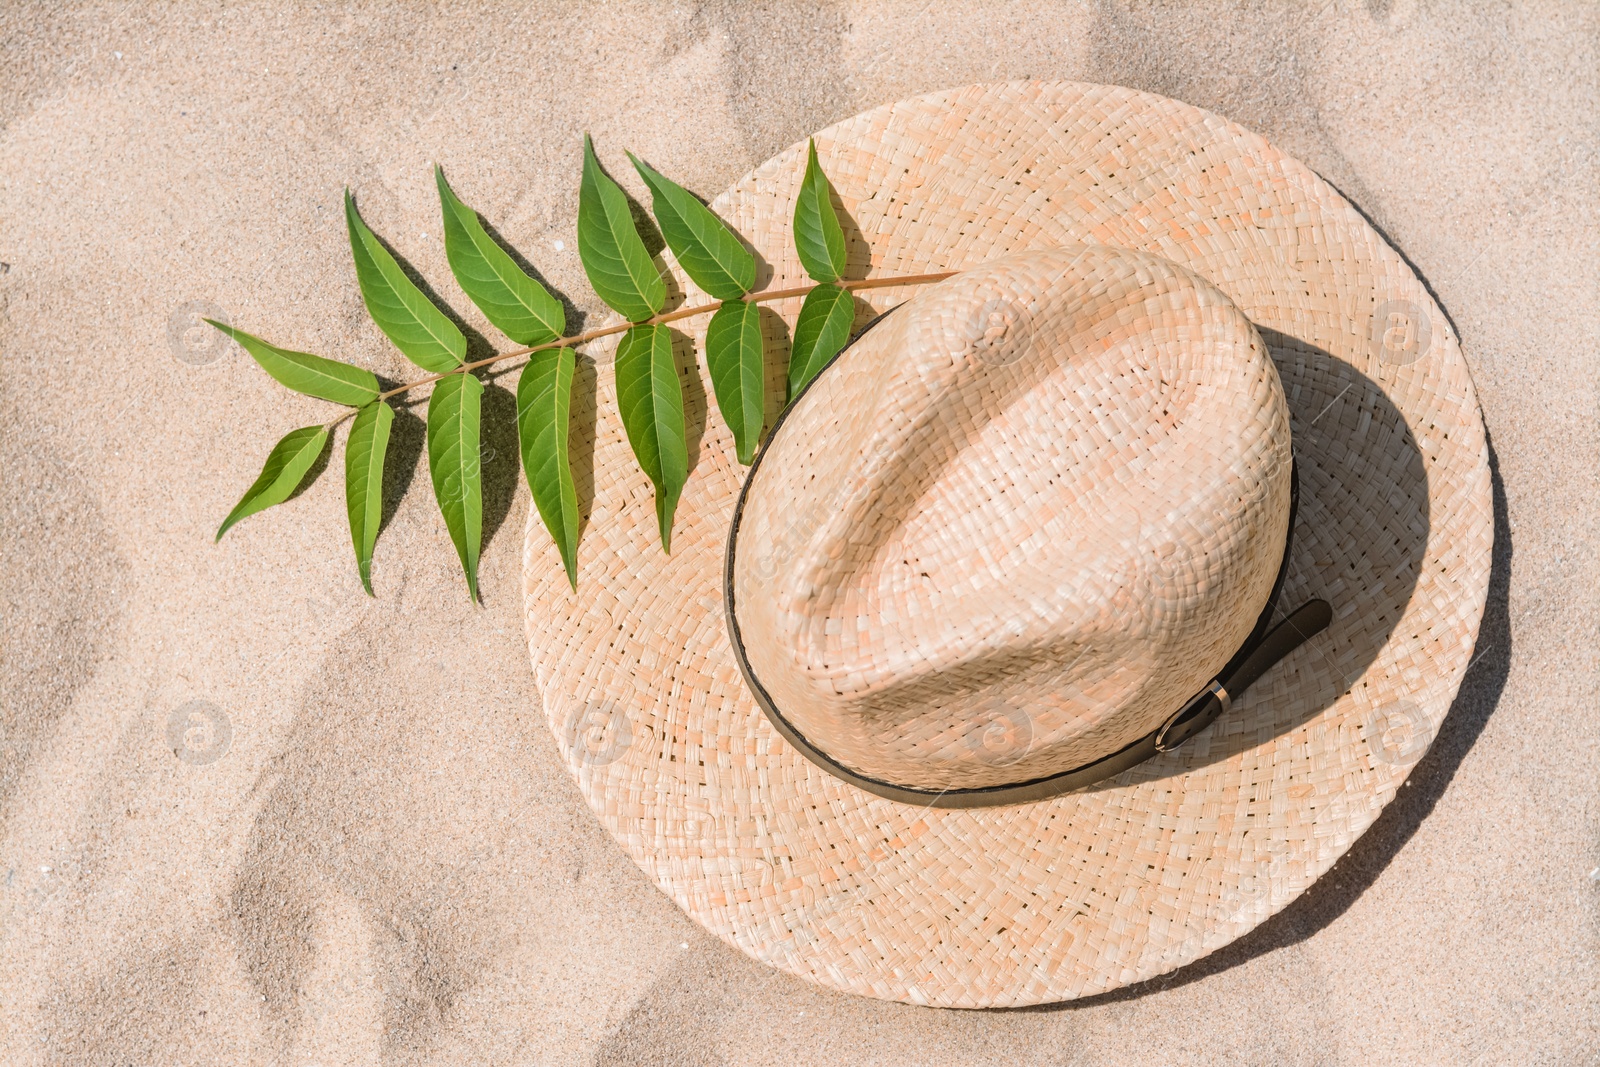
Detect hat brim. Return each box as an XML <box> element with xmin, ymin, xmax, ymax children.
<box><xmin>522</xmin><ymin>81</ymin><xmax>1493</xmax><ymax>1008</ymax></box>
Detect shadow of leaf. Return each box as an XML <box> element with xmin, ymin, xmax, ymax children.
<box><xmin>755</xmin><ymin>305</ymin><xmax>792</xmax><ymax>437</ymax></box>
<box><xmin>477</xmin><ymin>379</ymin><xmax>521</xmax><ymax>572</ymax></box>
<box><xmin>831</xmin><ymin>188</ymin><xmax>873</xmax><ymax>279</ymax></box>
<box><xmin>376</xmin><ymin>400</ymin><xmax>426</xmax><ymax>543</ymax></box>
<box><xmin>670</xmin><ymin>327</ymin><xmax>708</xmax><ymax>478</ymax></box>
<box><xmin>570</xmin><ymin>356</ymin><xmax>601</xmax><ymax>541</ymax></box>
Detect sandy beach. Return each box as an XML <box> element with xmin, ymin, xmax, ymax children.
<box><xmin>1</xmin><ymin>2</ymin><xmax>1596</xmax><ymax>1063</ymax></box>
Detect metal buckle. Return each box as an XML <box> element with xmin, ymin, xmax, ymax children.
<box><xmin>1154</xmin><ymin>680</ymin><xmax>1231</xmax><ymax>752</ymax></box>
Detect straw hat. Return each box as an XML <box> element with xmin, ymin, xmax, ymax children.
<box><xmin>523</xmin><ymin>82</ymin><xmax>1492</xmax><ymax>1007</ymax></box>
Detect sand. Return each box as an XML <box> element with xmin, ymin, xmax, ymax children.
<box><xmin>0</xmin><ymin>1</ymin><xmax>1595</xmax><ymax>1063</ymax></box>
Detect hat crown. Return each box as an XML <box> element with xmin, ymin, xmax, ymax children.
<box><xmin>731</xmin><ymin>246</ymin><xmax>1292</xmax><ymax>791</ymax></box>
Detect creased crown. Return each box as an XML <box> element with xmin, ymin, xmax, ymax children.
<box><xmin>732</xmin><ymin>246</ymin><xmax>1291</xmax><ymax>791</ymax></box>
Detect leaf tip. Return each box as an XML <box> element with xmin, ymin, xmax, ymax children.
<box><xmin>435</xmin><ymin>163</ymin><xmax>463</xmax><ymax>205</ymax></box>
<box><xmin>657</xmin><ymin>504</ymin><xmax>675</xmax><ymax>555</ymax></box>
<box><xmin>343</xmin><ymin>187</ymin><xmax>363</xmax><ymax>229</ymax></box>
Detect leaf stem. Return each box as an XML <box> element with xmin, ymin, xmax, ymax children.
<box><xmin>370</xmin><ymin>270</ymin><xmax>956</xmax><ymax>407</ymax></box>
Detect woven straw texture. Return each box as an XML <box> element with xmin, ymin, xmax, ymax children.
<box><xmin>733</xmin><ymin>246</ymin><xmax>1293</xmax><ymax>791</ymax></box>
<box><xmin>522</xmin><ymin>81</ymin><xmax>1493</xmax><ymax>1007</ymax></box>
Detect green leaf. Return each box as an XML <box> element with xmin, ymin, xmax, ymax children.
<box><xmin>628</xmin><ymin>153</ymin><xmax>755</xmax><ymax>301</ymax></box>
<box><xmin>704</xmin><ymin>300</ymin><xmax>766</xmax><ymax>464</ymax></box>
<box><xmin>517</xmin><ymin>348</ymin><xmax>580</xmax><ymax>588</ymax></box>
<box><xmin>216</xmin><ymin>425</ymin><xmax>329</xmax><ymax>541</ymax></box>
<box><xmin>793</xmin><ymin>139</ymin><xmax>848</xmax><ymax>284</ymax></box>
<box><xmin>345</xmin><ymin>189</ymin><xmax>466</xmax><ymax>373</ymax></box>
<box><xmin>436</xmin><ymin>166</ymin><xmax>565</xmax><ymax>347</ymax></box>
<box><xmin>614</xmin><ymin>324</ymin><xmax>687</xmax><ymax>552</ymax></box>
<box><xmin>345</xmin><ymin>400</ymin><xmax>394</xmax><ymax>595</ymax></box>
<box><xmin>577</xmin><ymin>135</ymin><xmax>666</xmax><ymax>323</ymax></box>
<box><xmin>787</xmin><ymin>283</ymin><xmax>855</xmax><ymax>400</ymax></box>
<box><xmin>208</xmin><ymin>321</ymin><xmax>379</xmax><ymax>406</ymax></box>
<box><xmin>427</xmin><ymin>372</ymin><xmax>484</xmax><ymax>600</ymax></box>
